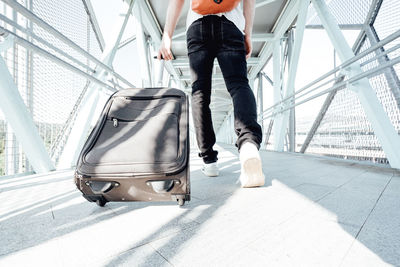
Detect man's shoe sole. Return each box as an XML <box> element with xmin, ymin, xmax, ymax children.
<box><xmin>202</xmin><ymin>169</ymin><xmax>219</xmax><ymax>177</ymax></box>
<box><xmin>241</xmin><ymin>158</ymin><xmax>265</xmax><ymax>188</ymax></box>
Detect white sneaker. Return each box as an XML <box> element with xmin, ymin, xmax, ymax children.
<box><xmin>202</xmin><ymin>162</ymin><xmax>219</xmax><ymax>177</ymax></box>
<box><xmin>239</xmin><ymin>142</ymin><xmax>265</xmax><ymax>188</ymax></box>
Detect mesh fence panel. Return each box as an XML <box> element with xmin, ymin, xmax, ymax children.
<box><xmin>306</xmin><ymin>83</ymin><xmax>387</xmax><ymax>164</ymax></box>
<box><xmin>0</xmin><ymin>0</ymin><xmax>102</xmax><ymax>175</ymax></box>
<box><xmin>374</xmin><ymin>0</ymin><xmax>400</xmax><ymax>78</ymax></box>
<box><xmin>307</xmin><ymin>0</ymin><xmax>373</xmax><ymax>26</ymax></box>
<box><xmin>298</xmin><ymin>0</ymin><xmax>400</xmax><ymax>165</ymax></box>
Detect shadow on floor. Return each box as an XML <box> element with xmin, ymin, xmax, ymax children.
<box><xmin>1</xmin><ymin>147</ymin><xmax>399</xmax><ymax>266</ymax></box>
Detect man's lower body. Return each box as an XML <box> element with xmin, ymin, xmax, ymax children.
<box><xmin>187</xmin><ymin>15</ymin><xmax>264</xmax><ymax>187</ymax></box>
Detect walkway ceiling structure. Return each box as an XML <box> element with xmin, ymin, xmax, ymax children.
<box><xmin>125</xmin><ymin>0</ymin><xmax>289</xmax><ymax>132</ymax></box>
<box><xmin>2</xmin><ymin>0</ymin><xmax>400</xmax><ymax>175</ymax></box>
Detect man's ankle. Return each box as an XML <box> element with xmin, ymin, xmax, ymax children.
<box><xmin>202</xmin><ymin>162</ymin><xmax>219</xmax><ymax>177</ymax></box>
<box><xmin>239</xmin><ymin>142</ymin><xmax>260</xmax><ymax>162</ymax></box>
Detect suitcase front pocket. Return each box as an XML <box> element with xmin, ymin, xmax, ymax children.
<box><xmin>108</xmin><ymin>95</ymin><xmax>181</xmax><ymax>121</ymax></box>
<box><xmin>85</xmin><ymin>113</ymin><xmax>179</xmax><ymax>167</ymax></box>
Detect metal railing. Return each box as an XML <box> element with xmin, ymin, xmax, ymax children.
<box><xmin>0</xmin><ymin>0</ymin><xmax>134</xmax><ymax>175</ymax></box>
<box><xmin>261</xmin><ymin>29</ymin><xmax>400</xmax><ymax>121</ymax></box>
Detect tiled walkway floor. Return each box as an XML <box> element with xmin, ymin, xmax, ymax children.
<box><xmin>0</xmin><ymin>144</ymin><xmax>399</xmax><ymax>266</ymax></box>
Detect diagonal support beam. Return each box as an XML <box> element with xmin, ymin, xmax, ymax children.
<box><xmin>58</xmin><ymin>0</ymin><xmax>136</xmax><ymax>169</ymax></box>
<box><xmin>365</xmin><ymin>25</ymin><xmax>400</xmax><ymax>111</ymax></box>
<box><xmin>0</xmin><ymin>44</ymin><xmax>55</xmax><ymax>173</ymax></box>
<box><xmin>272</xmin><ymin>39</ymin><xmax>283</xmax><ymax>150</ymax></box>
<box><xmin>300</xmin><ymin>76</ymin><xmax>344</xmax><ymax>153</ymax></box>
<box><xmin>82</xmin><ymin>0</ymin><xmax>106</xmax><ymax>51</ymax></box>
<box><xmin>257</xmin><ymin>72</ymin><xmax>264</xmax><ymax>134</ymax></box>
<box><xmin>256</xmin><ymin>0</ymin><xmax>281</xmax><ymax>8</ymax></box>
<box><xmin>133</xmin><ymin>2</ymin><xmax>152</xmax><ymax>87</ymax></box>
<box><xmin>249</xmin><ymin>0</ymin><xmax>301</xmax><ymax>80</ymax></box>
<box><xmin>273</xmin><ymin>0</ymin><xmax>309</xmax><ymax>151</ymax></box>
<box><xmin>312</xmin><ymin>0</ymin><xmax>400</xmax><ymax>168</ymax></box>
<box><xmin>128</xmin><ymin>0</ymin><xmax>185</xmax><ymax>89</ymax></box>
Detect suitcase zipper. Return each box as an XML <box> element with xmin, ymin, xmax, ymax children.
<box><xmin>111</xmin><ymin>95</ymin><xmax>181</xmax><ymax>128</ymax></box>
<box><xmin>79</xmin><ymin>92</ymin><xmax>187</xmax><ymax>176</ymax></box>
<box><xmin>123</xmin><ymin>95</ymin><xmax>181</xmax><ymax>100</ymax></box>
<box><xmin>111</xmin><ymin>113</ymin><xmax>178</xmax><ymax>128</ymax></box>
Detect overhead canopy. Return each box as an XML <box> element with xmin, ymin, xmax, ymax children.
<box><xmin>127</xmin><ymin>0</ymin><xmax>291</xmax><ymax>131</ymax></box>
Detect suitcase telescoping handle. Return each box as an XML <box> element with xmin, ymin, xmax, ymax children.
<box><xmin>157</xmin><ymin>59</ymin><xmax>165</xmax><ymax>87</ymax></box>
<box><xmin>154</xmin><ymin>55</ymin><xmax>170</xmax><ymax>87</ymax></box>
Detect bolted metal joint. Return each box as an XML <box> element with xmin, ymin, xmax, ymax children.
<box><xmin>0</xmin><ymin>31</ymin><xmax>14</xmax><ymax>53</ymax></box>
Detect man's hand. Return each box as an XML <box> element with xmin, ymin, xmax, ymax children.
<box><xmin>243</xmin><ymin>0</ymin><xmax>255</xmax><ymax>60</ymax></box>
<box><xmin>158</xmin><ymin>34</ymin><xmax>173</xmax><ymax>61</ymax></box>
<box><xmin>156</xmin><ymin>0</ymin><xmax>184</xmax><ymax>61</ymax></box>
<box><xmin>244</xmin><ymin>34</ymin><xmax>252</xmax><ymax>60</ymax></box>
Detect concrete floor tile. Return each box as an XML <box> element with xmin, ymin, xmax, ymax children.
<box><xmin>0</xmin><ymin>238</ymin><xmax>62</xmax><ymax>267</ymax></box>
<box><xmin>302</xmin><ymin>172</ymin><xmax>392</xmax><ymax>227</ymax></box>
<box><xmin>343</xmin><ymin>187</ymin><xmax>400</xmax><ymax>266</ymax></box>
<box><xmin>102</xmin><ymin>244</ymin><xmax>172</xmax><ymax>267</ymax></box>
<box><xmin>54</xmin><ymin>204</ymin><xmax>199</xmax><ymax>266</ymax></box>
<box><xmin>1</xmin><ymin>145</ymin><xmax>399</xmax><ymax>266</ymax></box>
<box><xmin>293</xmin><ymin>183</ymin><xmax>337</xmax><ymax>201</ymax></box>
<box><xmin>246</xmin><ymin>215</ymin><xmax>359</xmax><ymax>267</ymax></box>
<box><xmin>341</xmin><ymin>240</ymin><xmax>392</xmax><ymax>267</ymax></box>
<box><xmin>190</xmin><ymin>174</ymin><xmax>240</xmax><ymax>201</ymax></box>
<box><xmin>148</xmin><ymin>219</ymin><xmax>274</xmax><ymax>266</ymax></box>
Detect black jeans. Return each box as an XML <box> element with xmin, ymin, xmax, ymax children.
<box><xmin>187</xmin><ymin>15</ymin><xmax>262</xmax><ymax>164</ymax></box>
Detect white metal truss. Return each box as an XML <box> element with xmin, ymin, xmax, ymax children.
<box><xmin>82</xmin><ymin>0</ymin><xmax>106</xmax><ymax>51</ymax></box>
<box><xmin>273</xmin><ymin>0</ymin><xmax>309</xmax><ymax>151</ymax></box>
<box><xmin>257</xmin><ymin>72</ymin><xmax>264</xmax><ymax>133</ymax></box>
<box><xmin>311</xmin><ymin>0</ymin><xmax>400</xmax><ymax>168</ymax></box>
<box><xmin>272</xmin><ymin>39</ymin><xmax>283</xmax><ymax>151</ymax></box>
<box><xmin>127</xmin><ymin>0</ymin><xmax>185</xmax><ymax>90</ymax></box>
<box><xmin>58</xmin><ymin>0</ymin><xmax>136</xmax><ymax>168</ymax></box>
<box><xmin>0</xmin><ymin>34</ymin><xmax>55</xmax><ymax>173</ymax></box>
<box><xmin>133</xmin><ymin>2</ymin><xmax>152</xmax><ymax>87</ymax></box>
<box><xmin>216</xmin><ymin>0</ymin><xmax>302</xmax><ymax>139</ymax></box>
<box><xmin>1</xmin><ymin>0</ymin><xmax>400</xmax><ymax>175</ymax></box>
<box><xmin>249</xmin><ymin>0</ymin><xmax>301</xmax><ymax>80</ymax></box>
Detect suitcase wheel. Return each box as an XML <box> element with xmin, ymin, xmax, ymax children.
<box><xmin>177</xmin><ymin>198</ymin><xmax>185</xmax><ymax>206</ymax></box>
<box><xmin>96</xmin><ymin>198</ymin><xmax>107</xmax><ymax>207</ymax></box>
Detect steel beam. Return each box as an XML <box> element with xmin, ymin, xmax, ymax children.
<box><xmin>287</xmin><ymin>30</ymin><xmax>296</xmax><ymax>152</ymax></box>
<box><xmin>0</xmin><ymin>27</ymin><xmax>117</xmax><ymax>92</ymax></box>
<box><xmin>58</xmin><ymin>0</ymin><xmax>135</xmax><ymax>169</ymax></box>
<box><xmin>82</xmin><ymin>0</ymin><xmax>105</xmax><ymax>51</ymax></box>
<box><xmin>128</xmin><ymin>0</ymin><xmax>185</xmax><ymax>89</ymax></box>
<box><xmin>257</xmin><ymin>72</ymin><xmax>264</xmax><ymax>134</ymax></box>
<box><xmin>305</xmin><ymin>24</ymin><xmax>364</xmax><ymax>30</ymax></box>
<box><xmin>5</xmin><ymin>8</ymin><xmax>19</xmax><ymax>175</ymax></box>
<box><xmin>249</xmin><ymin>0</ymin><xmax>300</xmax><ymax>79</ymax></box>
<box><xmin>103</xmin><ymin>0</ymin><xmax>136</xmax><ymax>66</ymax></box>
<box><xmin>274</xmin><ymin>0</ymin><xmax>309</xmax><ymax>151</ymax></box>
<box><xmin>261</xmin><ymin>71</ymin><xmax>273</xmax><ymax>86</ymax></box>
<box><xmin>365</xmin><ymin>25</ymin><xmax>400</xmax><ymax>112</ymax></box>
<box><xmin>299</xmin><ymin>30</ymin><xmax>365</xmax><ymax>153</ymax></box>
<box><xmin>264</xmin><ymin>118</ymin><xmax>274</xmax><ymax>149</ymax></box>
<box><xmin>312</xmin><ymin>0</ymin><xmax>400</xmax><ymax>168</ymax></box>
<box><xmin>0</xmin><ymin>52</ymin><xmax>55</xmax><ymax>173</ymax></box>
<box><xmin>2</xmin><ymin>0</ymin><xmax>133</xmax><ymax>88</ymax></box>
<box><xmin>272</xmin><ymin>39</ymin><xmax>283</xmax><ymax>150</ymax></box>
<box><xmin>256</xmin><ymin>0</ymin><xmax>280</xmax><ymax>8</ymax></box>
<box><xmin>300</xmin><ymin>77</ymin><xmax>344</xmax><ymax>153</ymax></box>
<box><xmin>133</xmin><ymin>3</ymin><xmax>152</xmax><ymax>87</ymax></box>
